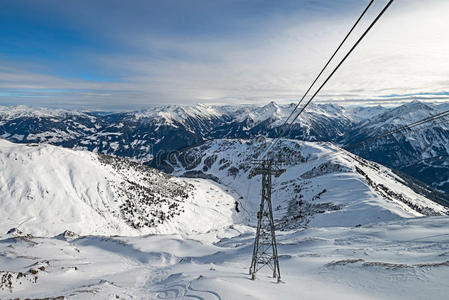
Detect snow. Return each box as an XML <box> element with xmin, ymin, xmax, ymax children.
<box><xmin>2</xmin><ymin>217</ymin><xmax>449</xmax><ymax>299</ymax></box>
<box><xmin>169</xmin><ymin>139</ymin><xmax>447</xmax><ymax>228</ymax></box>
<box><xmin>346</xmin><ymin>100</ymin><xmax>449</xmax><ymax>193</ymax></box>
<box><xmin>68</xmin><ymin>101</ymin><xmax>355</xmax><ymax>130</ymax></box>
<box><xmin>0</xmin><ymin>101</ymin><xmax>442</xmax><ymax>135</ymax></box>
<box><xmin>436</xmin><ymin>102</ymin><xmax>449</xmax><ymax>112</ymax></box>
<box><xmin>0</xmin><ymin>105</ymin><xmax>87</xmax><ymax>120</ymax></box>
<box><xmin>0</xmin><ymin>139</ymin><xmax>237</xmax><ymax>236</ymax></box>
<box><xmin>225</xmin><ymin>102</ymin><xmax>351</xmax><ymax>128</ymax></box>
<box><xmin>345</xmin><ymin>105</ymin><xmax>388</xmax><ymax>123</ymax></box>
<box><xmin>132</xmin><ymin>104</ymin><xmax>225</xmax><ymax>126</ymax></box>
<box><xmin>360</xmin><ymin>100</ymin><xmax>441</xmax><ymax>133</ymax></box>
<box><xmin>1</xmin><ymin>139</ymin><xmax>449</xmax><ymax>299</ymax></box>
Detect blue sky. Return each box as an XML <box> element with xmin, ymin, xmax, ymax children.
<box><xmin>1</xmin><ymin>0</ymin><xmax>449</xmax><ymax>110</ymax></box>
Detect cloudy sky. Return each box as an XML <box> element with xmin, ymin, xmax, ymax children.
<box><xmin>1</xmin><ymin>0</ymin><xmax>448</xmax><ymax>110</ymax></box>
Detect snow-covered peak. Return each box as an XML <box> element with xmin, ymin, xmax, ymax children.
<box><xmin>436</xmin><ymin>102</ymin><xmax>449</xmax><ymax>112</ymax></box>
<box><xmin>0</xmin><ymin>105</ymin><xmax>87</xmax><ymax>120</ymax></box>
<box><xmin>394</xmin><ymin>99</ymin><xmax>435</xmax><ymax>114</ymax></box>
<box><xmin>263</xmin><ymin>100</ymin><xmax>280</xmax><ymax>110</ymax></box>
<box><xmin>245</xmin><ymin>101</ymin><xmax>283</xmax><ymax>124</ymax></box>
<box><xmin>228</xmin><ymin>101</ymin><xmax>350</xmax><ymax>127</ymax></box>
<box><xmin>131</xmin><ymin>104</ymin><xmax>225</xmax><ymax>124</ymax></box>
<box><xmin>360</xmin><ymin>100</ymin><xmax>439</xmax><ymax>130</ymax></box>
<box><xmin>345</xmin><ymin>105</ymin><xmax>388</xmax><ymax>123</ymax></box>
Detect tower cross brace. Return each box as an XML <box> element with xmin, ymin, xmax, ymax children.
<box><xmin>249</xmin><ymin>159</ymin><xmax>285</xmax><ymax>282</ymax></box>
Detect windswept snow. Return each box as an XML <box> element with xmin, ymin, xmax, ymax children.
<box><xmin>2</xmin><ymin>217</ymin><xmax>449</xmax><ymax>299</ymax></box>
<box><xmin>0</xmin><ymin>139</ymin><xmax>237</xmax><ymax>236</ymax></box>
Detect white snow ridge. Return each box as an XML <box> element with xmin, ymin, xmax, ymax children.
<box><xmin>1</xmin><ymin>138</ymin><xmax>449</xmax><ymax>299</ymax></box>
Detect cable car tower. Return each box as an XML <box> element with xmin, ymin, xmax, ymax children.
<box><xmin>246</xmin><ymin>0</ymin><xmax>393</xmax><ymax>283</ymax></box>
<box><xmin>249</xmin><ymin>159</ymin><xmax>285</xmax><ymax>282</ymax></box>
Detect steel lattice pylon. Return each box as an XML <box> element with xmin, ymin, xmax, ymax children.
<box><xmin>249</xmin><ymin>160</ymin><xmax>285</xmax><ymax>282</ymax></box>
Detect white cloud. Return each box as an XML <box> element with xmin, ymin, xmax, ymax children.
<box><xmin>2</xmin><ymin>0</ymin><xmax>449</xmax><ymax>109</ymax></box>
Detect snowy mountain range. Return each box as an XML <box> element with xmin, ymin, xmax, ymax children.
<box><xmin>345</xmin><ymin>101</ymin><xmax>449</xmax><ymax>193</ymax></box>
<box><xmin>1</xmin><ymin>101</ymin><xmax>448</xmax><ymax>195</ymax></box>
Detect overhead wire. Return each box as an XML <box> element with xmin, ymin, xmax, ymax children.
<box><xmin>259</xmin><ymin>0</ymin><xmax>395</xmax><ymax>161</ymax></box>
<box><xmin>269</xmin><ymin>0</ymin><xmax>375</xmax><ymax>146</ymax></box>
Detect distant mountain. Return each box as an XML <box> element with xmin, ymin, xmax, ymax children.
<box><xmin>345</xmin><ymin>100</ymin><xmax>449</xmax><ymax>193</ymax></box>
<box><xmin>206</xmin><ymin>102</ymin><xmax>354</xmax><ymax>141</ymax></box>
<box><xmin>437</xmin><ymin>102</ymin><xmax>449</xmax><ymax>112</ymax></box>
<box><xmin>0</xmin><ymin>105</ymin><xmax>102</xmax><ymax>147</ymax></box>
<box><xmin>344</xmin><ymin>105</ymin><xmax>389</xmax><ymax>123</ymax></box>
<box><xmin>1</xmin><ymin>101</ymin><xmax>448</xmax><ymax>194</ymax></box>
<box><xmin>0</xmin><ymin>102</ymin><xmax>359</xmax><ymax>161</ymax></box>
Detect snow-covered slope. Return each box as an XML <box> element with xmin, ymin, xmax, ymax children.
<box><xmin>437</xmin><ymin>102</ymin><xmax>449</xmax><ymax>112</ymax></box>
<box><xmin>1</xmin><ymin>138</ymin><xmax>449</xmax><ymax>299</ymax></box>
<box><xmin>0</xmin><ymin>139</ymin><xmax>237</xmax><ymax>236</ymax></box>
<box><xmin>2</xmin><ymin>217</ymin><xmax>449</xmax><ymax>299</ymax></box>
<box><xmin>164</xmin><ymin>139</ymin><xmax>448</xmax><ymax>228</ymax></box>
<box><xmin>132</xmin><ymin>103</ymin><xmax>226</xmax><ymax>125</ymax></box>
<box><xmin>348</xmin><ymin>100</ymin><xmax>440</xmax><ymax>132</ymax></box>
<box><xmin>344</xmin><ymin>105</ymin><xmax>388</xmax><ymax>123</ymax></box>
<box><xmin>0</xmin><ymin>105</ymin><xmax>89</xmax><ymax>120</ymax></box>
<box><xmin>3</xmin><ymin>136</ymin><xmax>445</xmax><ymax>237</ymax></box>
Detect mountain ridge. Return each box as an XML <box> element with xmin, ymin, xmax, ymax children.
<box><xmin>1</xmin><ymin>101</ymin><xmax>448</xmax><ymax>194</ymax></box>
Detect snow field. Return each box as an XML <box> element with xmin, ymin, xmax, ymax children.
<box><xmin>1</xmin><ymin>138</ymin><xmax>449</xmax><ymax>298</ymax></box>
<box><xmin>2</xmin><ymin>217</ymin><xmax>449</xmax><ymax>299</ymax></box>
<box><xmin>0</xmin><ymin>139</ymin><xmax>237</xmax><ymax>236</ymax></box>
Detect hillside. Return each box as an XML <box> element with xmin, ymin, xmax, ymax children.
<box><xmin>0</xmin><ymin>139</ymin><xmax>237</xmax><ymax>236</ymax></box>
<box><xmin>2</xmin><ymin>137</ymin><xmax>446</xmax><ymax>237</ymax></box>
<box><xmin>164</xmin><ymin>138</ymin><xmax>448</xmax><ymax>228</ymax></box>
